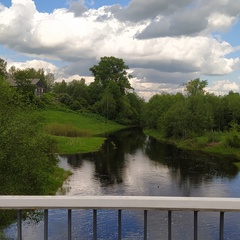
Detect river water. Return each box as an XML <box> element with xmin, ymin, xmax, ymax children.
<box><xmin>4</xmin><ymin>128</ymin><xmax>240</xmax><ymax>239</ymax></box>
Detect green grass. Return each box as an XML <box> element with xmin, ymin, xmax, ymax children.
<box><xmin>41</xmin><ymin>109</ymin><xmax>124</xmax><ymax>135</ymax></box>
<box><xmin>45</xmin><ymin>166</ymin><xmax>72</xmax><ymax>195</ymax></box>
<box><xmin>39</xmin><ymin>109</ymin><xmax>125</xmax><ymax>154</ymax></box>
<box><xmin>145</xmin><ymin>129</ymin><xmax>240</xmax><ymax>160</ymax></box>
<box><xmin>45</xmin><ymin>123</ymin><xmax>91</xmax><ymax>137</ymax></box>
<box><xmin>52</xmin><ymin>136</ymin><xmax>106</xmax><ymax>154</ymax></box>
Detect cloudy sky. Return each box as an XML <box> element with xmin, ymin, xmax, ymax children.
<box><xmin>0</xmin><ymin>0</ymin><xmax>239</xmax><ymax>100</ymax></box>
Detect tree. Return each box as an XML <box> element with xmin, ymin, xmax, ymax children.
<box><xmin>53</xmin><ymin>80</ymin><xmax>68</xmax><ymax>94</ymax></box>
<box><xmin>161</xmin><ymin>101</ymin><xmax>191</xmax><ymax>138</ymax></box>
<box><xmin>143</xmin><ymin>93</ymin><xmax>183</xmax><ymax>129</ymax></box>
<box><xmin>116</xmin><ymin>96</ymin><xmax>138</xmax><ymax>125</ymax></box>
<box><xmin>126</xmin><ymin>92</ymin><xmax>145</xmax><ymax>125</ymax></box>
<box><xmin>184</xmin><ymin>78</ymin><xmax>208</xmax><ymax>96</ymax></box>
<box><xmin>92</xmin><ymin>81</ymin><xmax>120</xmax><ymax>120</ymax></box>
<box><xmin>0</xmin><ymin>58</ymin><xmax>7</xmax><ymax>78</ymax></box>
<box><xmin>45</xmin><ymin>72</ymin><xmax>55</xmax><ymax>91</ymax></box>
<box><xmin>223</xmin><ymin>91</ymin><xmax>240</xmax><ymax>126</ymax></box>
<box><xmin>0</xmin><ymin>77</ymin><xmax>58</xmax><ymax>195</ymax></box>
<box><xmin>89</xmin><ymin>56</ymin><xmax>133</xmax><ymax>94</ymax></box>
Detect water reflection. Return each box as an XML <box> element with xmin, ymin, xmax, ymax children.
<box><xmin>144</xmin><ymin>136</ymin><xmax>238</xmax><ymax>196</ymax></box>
<box><xmin>60</xmin><ymin>128</ymin><xmax>238</xmax><ymax>197</ymax></box>
<box><xmin>5</xmin><ymin>128</ymin><xmax>240</xmax><ymax>239</ymax></box>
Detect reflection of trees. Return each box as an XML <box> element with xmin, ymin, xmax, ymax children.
<box><xmin>85</xmin><ymin>128</ymin><xmax>146</xmax><ymax>186</ymax></box>
<box><xmin>144</xmin><ymin>137</ymin><xmax>238</xmax><ymax>195</ymax></box>
<box><xmin>63</xmin><ymin>129</ymin><xmax>238</xmax><ymax>193</ymax></box>
<box><xmin>63</xmin><ymin>154</ymin><xmax>84</xmax><ymax>168</ymax></box>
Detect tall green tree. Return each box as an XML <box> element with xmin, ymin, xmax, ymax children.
<box><xmin>223</xmin><ymin>91</ymin><xmax>240</xmax><ymax>126</ymax></box>
<box><xmin>184</xmin><ymin>78</ymin><xmax>208</xmax><ymax>96</ymax></box>
<box><xmin>160</xmin><ymin>95</ymin><xmax>214</xmax><ymax>138</ymax></box>
<box><xmin>89</xmin><ymin>56</ymin><xmax>133</xmax><ymax>94</ymax></box>
<box><xmin>143</xmin><ymin>93</ymin><xmax>183</xmax><ymax>129</ymax></box>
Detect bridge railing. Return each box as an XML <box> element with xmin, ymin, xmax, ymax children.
<box><xmin>1</xmin><ymin>196</ymin><xmax>240</xmax><ymax>240</ymax></box>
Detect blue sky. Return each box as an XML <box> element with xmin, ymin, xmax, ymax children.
<box><xmin>0</xmin><ymin>0</ymin><xmax>130</xmax><ymax>12</ymax></box>
<box><xmin>0</xmin><ymin>0</ymin><xmax>239</xmax><ymax>99</ymax></box>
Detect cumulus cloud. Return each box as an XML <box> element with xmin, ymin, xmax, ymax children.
<box><xmin>130</xmin><ymin>77</ymin><xmax>185</xmax><ymax>100</ymax></box>
<box><xmin>0</xmin><ymin>0</ymin><xmax>239</xmax><ymax>99</ymax></box>
<box><xmin>207</xmin><ymin>80</ymin><xmax>240</xmax><ymax>95</ymax></box>
<box><xmin>136</xmin><ymin>0</ymin><xmax>240</xmax><ymax>39</ymax></box>
<box><xmin>68</xmin><ymin>0</ymin><xmax>88</xmax><ymax>17</ymax></box>
<box><xmin>136</xmin><ymin>10</ymin><xmax>208</xmax><ymax>39</ymax></box>
<box><xmin>130</xmin><ymin>68</ymin><xmax>198</xmax><ymax>84</ymax></box>
<box><xmin>7</xmin><ymin>59</ymin><xmax>58</xmax><ymax>74</ymax></box>
<box><xmin>114</xmin><ymin>0</ymin><xmax>193</xmax><ymax>22</ymax></box>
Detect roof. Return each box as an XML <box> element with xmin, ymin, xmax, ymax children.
<box><xmin>30</xmin><ymin>78</ymin><xmax>41</xmax><ymax>84</ymax></box>
<box><xmin>6</xmin><ymin>78</ymin><xmax>42</xmax><ymax>86</ymax></box>
<box><xmin>6</xmin><ymin>77</ymin><xmax>17</xmax><ymax>86</ymax></box>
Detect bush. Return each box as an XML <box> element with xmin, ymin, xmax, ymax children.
<box><xmin>224</xmin><ymin>133</ymin><xmax>240</xmax><ymax>148</ymax></box>
<box><xmin>206</xmin><ymin>131</ymin><xmax>221</xmax><ymax>143</ymax></box>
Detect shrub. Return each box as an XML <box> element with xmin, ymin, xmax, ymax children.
<box><xmin>224</xmin><ymin>133</ymin><xmax>240</xmax><ymax>148</ymax></box>
<box><xmin>206</xmin><ymin>131</ymin><xmax>221</xmax><ymax>143</ymax></box>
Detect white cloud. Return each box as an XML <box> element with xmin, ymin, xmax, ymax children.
<box><xmin>55</xmin><ymin>74</ymin><xmax>94</xmax><ymax>85</ymax></box>
<box><xmin>207</xmin><ymin>80</ymin><xmax>240</xmax><ymax>95</ymax></box>
<box><xmin>207</xmin><ymin>13</ymin><xmax>236</xmax><ymax>32</ymax></box>
<box><xmin>68</xmin><ymin>0</ymin><xmax>88</xmax><ymax>17</ymax></box>
<box><xmin>7</xmin><ymin>59</ymin><xmax>58</xmax><ymax>74</ymax></box>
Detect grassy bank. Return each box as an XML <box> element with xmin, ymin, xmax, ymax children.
<box><xmin>40</xmin><ymin>109</ymin><xmax>125</xmax><ymax>154</ymax></box>
<box><xmin>145</xmin><ymin>129</ymin><xmax>240</xmax><ymax>160</ymax></box>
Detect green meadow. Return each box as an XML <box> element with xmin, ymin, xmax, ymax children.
<box><xmin>41</xmin><ymin>109</ymin><xmax>125</xmax><ymax>154</ymax></box>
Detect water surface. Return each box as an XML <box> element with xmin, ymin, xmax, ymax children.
<box><xmin>5</xmin><ymin>128</ymin><xmax>240</xmax><ymax>239</ymax></box>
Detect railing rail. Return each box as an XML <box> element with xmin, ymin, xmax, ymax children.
<box><xmin>1</xmin><ymin>196</ymin><xmax>240</xmax><ymax>240</ymax></box>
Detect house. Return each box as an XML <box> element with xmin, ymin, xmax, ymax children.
<box><xmin>30</xmin><ymin>78</ymin><xmax>46</xmax><ymax>97</ymax></box>
<box><xmin>6</xmin><ymin>78</ymin><xmax>46</xmax><ymax>97</ymax></box>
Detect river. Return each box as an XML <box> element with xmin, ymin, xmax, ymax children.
<box><xmin>4</xmin><ymin>128</ymin><xmax>240</xmax><ymax>239</ymax></box>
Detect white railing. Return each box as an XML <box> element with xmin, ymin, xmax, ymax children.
<box><xmin>1</xmin><ymin>196</ymin><xmax>240</xmax><ymax>240</ymax></box>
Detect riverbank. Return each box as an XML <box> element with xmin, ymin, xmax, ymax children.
<box><xmin>145</xmin><ymin>129</ymin><xmax>240</xmax><ymax>163</ymax></box>
<box><xmin>41</xmin><ymin>109</ymin><xmax>126</xmax><ymax>154</ymax></box>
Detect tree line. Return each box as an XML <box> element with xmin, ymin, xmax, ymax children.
<box><xmin>1</xmin><ymin>56</ymin><xmax>240</xmax><ymax>142</ymax></box>
<box><xmin>144</xmin><ymin>79</ymin><xmax>240</xmax><ymax>139</ymax></box>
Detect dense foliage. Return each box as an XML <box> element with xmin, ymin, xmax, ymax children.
<box><xmin>53</xmin><ymin>56</ymin><xmax>144</xmax><ymax>125</ymax></box>
<box><xmin>0</xmin><ymin>76</ymin><xmax>58</xmax><ymax>195</ymax></box>
<box><xmin>142</xmin><ymin>79</ymin><xmax>240</xmax><ymax>147</ymax></box>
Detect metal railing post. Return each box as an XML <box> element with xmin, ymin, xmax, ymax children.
<box><xmin>168</xmin><ymin>210</ymin><xmax>172</xmax><ymax>240</ymax></box>
<box><xmin>17</xmin><ymin>210</ymin><xmax>22</xmax><ymax>240</ymax></box>
<box><xmin>194</xmin><ymin>211</ymin><xmax>198</xmax><ymax>240</ymax></box>
<box><xmin>118</xmin><ymin>210</ymin><xmax>122</xmax><ymax>240</ymax></box>
<box><xmin>44</xmin><ymin>209</ymin><xmax>48</xmax><ymax>240</ymax></box>
<box><xmin>68</xmin><ymin>209</ymin><xmax>72</xmax><ymax>240</ymax></box>
<box><xmin>144</xmin><ymin>210</ymin><xmax>148</xmax><ymax>240</ymax></box>
<box><xmin>220</xmin><ymin>212</ymin><xmax>224</xmax><ymax>240</ymax></box>
<box><xmin>93</xmin><ymin>209</ymin><xmax>97</xmax><ymax>240</ymax></box>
